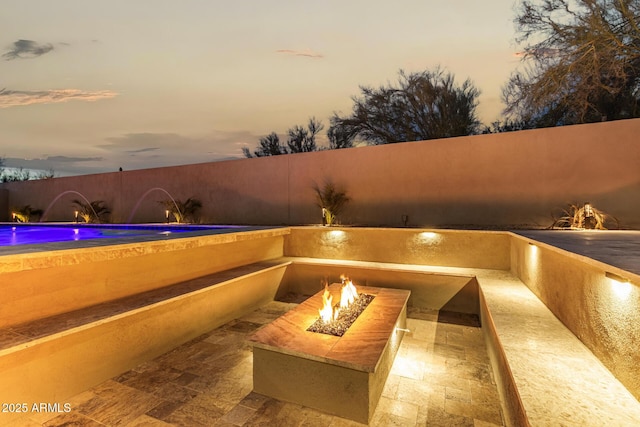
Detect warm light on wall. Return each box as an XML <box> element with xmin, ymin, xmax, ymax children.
<box><xmin>528</xmin><ymin>242</ymin><xmax>538</xmax><ymax>258</ymax></box>
<box><xmin>526</xmin><ymin>242</ymin><xmax>540</xmax><ymax>283</ymax></box>
<box><xmin>605</xmin><ymin>271</ymin><xmax>628</xmax><ymax>283</ymax></box>
<box><xmin>606</xmin><ymin>271</ymin><xmax>633</xmax><ymax>299</ymax></box>
<box><xmin>325</xmin><ymin>229</ymin><xmax>347</xmax><ymax>244</ymax></box>
<box><xmin>414</xmin><ymin>231</ymin><xmax>442</xmax><ymax>245</ymax></box>
<box><xmin>419</xmin><ymin>231</ymin><xmax>438</xmax><ymax>239</ymax></box>
<box><xmin>328</xmin><ymin>230</ymin><xmax>345</xmax><ymax>238</ymax></box>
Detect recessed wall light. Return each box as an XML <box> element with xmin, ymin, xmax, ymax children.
<box><xmin>605</xmin><ymin>271</ymin><xmax>629</xmax><ymax>283</ymax></box>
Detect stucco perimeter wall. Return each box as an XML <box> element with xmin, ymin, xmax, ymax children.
<box><xmin>2</xmin><ymin>119</ymin><xmax>640</xmax><ymax>227</ymax></box>
<box><xmin>0</xmin><ymin>189</ymin><xmax>7</xmax><ymax>221</ymax></box>
<box><xmin>510</xmin><ymin>235</ymin><xmax>640</xmax><ymax>401</ymax></box>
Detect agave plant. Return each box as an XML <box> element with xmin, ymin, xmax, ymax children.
<box><xmin>71</xmin><ymin>199</ymin><xmax>110</xmax><ymax>223</ymax></box>
<box><xmin>313</xmin><ymin>181</ymin><xmax>350</xmax><ymax>226</ymax></box>
<box><xmin>551</xmin><ymin>202</ymin><xmax>617</xmax><ymax>230</ymax></box>
<box><xmin>158</xmin><ymin>198</ymin><xmax>202</xmax><ymax>223</ymax></box>
<box><xmin>11</xmin><ymin>205</ymin><xmax>43</xmax><ymax>222</ymax></box>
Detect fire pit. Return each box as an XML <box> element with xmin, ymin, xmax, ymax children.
<box><xmin>248</xmin><ymin>281</ymin><xmax>410</xmax><ymax>423</ymax></box>
<box><xmin>307</xmin><ymin>276</ymin><xmax>376</xmax><ymax>337</ymax></box>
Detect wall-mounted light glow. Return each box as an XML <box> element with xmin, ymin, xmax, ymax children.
<box><xmin>412</xmin><ymin>231</ymin><xmax>442</xmax><ymax>247</ymax></box>
<box><xmin>606</xmin><ymin>271</ymin><xmax>632</xmax><ymax>299</ymax></box>
<box><xmin>606</xmin><ymin>271</ymin><xmax>629</xmax><ymax>283</ymax></box>
<box><xmin>320</xmin><ymin>229</ymin><xmax>348</xmax><ymax>251</ymax></box>
<box><xmin>74</xmin><ymin>210</ymin><xmax>79</xmax><ymax>223</ymax></box>
<box><xmin>526</xmin><ymin>241</ymin><xmax>540</xmax><ymax>283</ymax></box>
<box><xmin>419</xmin><ymin>231</ymin><xmax>438</xmax><ymax>239</ymax></box>
<box><xmin>323</xmin><ymin>229</ymin><xmax>347</xmax><ymax>244</ymax></box>
<box><xmin>328</xmin><ymin>229</ymin><xmax>346</xmax><ymax>238</ymax></box>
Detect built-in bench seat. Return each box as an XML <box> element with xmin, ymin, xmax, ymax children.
<box><xmin>278</xmin><ymin>256</ymin><xmax>640</xmax><ymax>426</ymax></box>
<box><xmin>0</xmin><ymin>258</ymin><xmax>291</xmax><ymax>425</ymax></box>
<box><xmin>0</xmin><ymin>259</ymin><xmax>291</xmax><ymax>351</ymax></box>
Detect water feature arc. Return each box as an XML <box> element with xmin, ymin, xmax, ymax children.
<box><xmin>127</xmin><ymin>187</ymin><xmax>182</xmax><ymax>223</ymax></box>
<box><xmin>41</xmin><ymin>190</ymin><xmax>101</xmax><ymax>223</ymax></box>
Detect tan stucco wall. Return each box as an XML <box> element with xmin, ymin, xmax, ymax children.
<box><xmin>0</xmin><ymin>189</ymin><xmax>7</xmax><ymax>220</ymax></box>
<box><xmin>284</xmin><ymin>227</ymin><xmax>511</xmax><ymax>270</ymax></box>
<box><xmin>2</xmin><ymin>119</ymin><xmax>639</xmax><ymax>227</ymax></box>
<box><xmin>0</xmin><ymin>229</ymin><xmax>287</xmax><ymax>328</ymax></box>
<box><xmin>510</xmin><ymin>235</ymin><xmax>640</xmax><ymax>402</ymax></box>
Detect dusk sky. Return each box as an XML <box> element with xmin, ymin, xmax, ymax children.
<box><xmin>1</xmin><ymin>1</ymin><xmax>519</xmax><ymax>177</ymax></box>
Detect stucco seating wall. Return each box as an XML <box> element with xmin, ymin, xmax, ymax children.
<box><xmin>0</xmin><ymin>259</ymin><xmax>290</xmax><ymax>426</ymax></box>
<box><xmin>0</xmin><ymin>227</ymin><xmax>289</xmax><ymax>328</ymax></box>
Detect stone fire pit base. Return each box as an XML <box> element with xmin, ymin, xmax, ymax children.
<box><xmin>249</xmin><ymin>285</ymin><xmax>410</xmax><ymax>424</ymax></box>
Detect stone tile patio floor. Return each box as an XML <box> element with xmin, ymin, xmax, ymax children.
<box><xmin>27</xmin><ymin>302</ymin><xmax>504</xmax><ymax>427</ymax></box>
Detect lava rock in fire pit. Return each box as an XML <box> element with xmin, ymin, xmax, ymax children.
<box><xmin>307</xmin><ymin>294</ymin><xmax>375</xmax><ymax>337</ymax></box>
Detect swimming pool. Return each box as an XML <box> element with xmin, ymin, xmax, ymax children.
<box><xmin>0</xmin><ymin>223</ymin><xmax>264</xmax><ymax>253</ymax></box>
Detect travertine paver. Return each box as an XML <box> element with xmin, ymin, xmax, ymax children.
<box><xmin>30</xmin><ymin>302</ymin><xmax>504</xmax><ymax>427</ymax></box>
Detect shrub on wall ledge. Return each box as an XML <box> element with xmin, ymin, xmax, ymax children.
<box><xmin>158</xmin><ymin>198</ymin><xmax>202</xmax><ymax>224</ymax></box>
<box><xmin>10</xmin><ymin>205</ymin><xmax>43</xmax><ymax>222</ymax></box>
<box><xmin>550</xmin><ymin>202</ymin><xmax>619</xmax><ymax>230</ymax></box>
<box><xmin>313</xmin><ymin>181</ymin><xmax>350</xmax><ymax>226</ymax></box>
<box><xmin>72</xmin><ymin>200</ymin><xmax>111</xmax><ymax>224</ymax></box>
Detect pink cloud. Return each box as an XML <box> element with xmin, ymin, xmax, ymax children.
<box><xmin>276</xmin><ymin>49</ymin><xmax>324</xmax><ymax>58</ymax></box>
<box><xmin>0</xmin><ymin>88</ymin><xmax>117</xmax><ymax>108</ymax></box>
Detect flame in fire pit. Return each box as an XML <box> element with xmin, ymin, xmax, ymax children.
<box><xmin>319</xmin><ymin>286</ymin><xmax>337</xmax><ymax>323</ymax></box>
<box><xmin>339</xmin><ymin>275</ymin><xmax>358</xmax><ymax>308</ymax></box>
<box><xmin>310</xmin><ymin>276</ymin><xmax>375</xmax><ymax>337</ymax></box>
<box><xmin>318</xmin><ymin>276</ymin><xmax>360</xmax><ymax>323</ymax></box>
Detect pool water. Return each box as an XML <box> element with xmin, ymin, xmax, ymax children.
<box><xmin>0</xmin><ymin>224</ymin><xmax>244</xmax><ymax>246</ymax></box>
